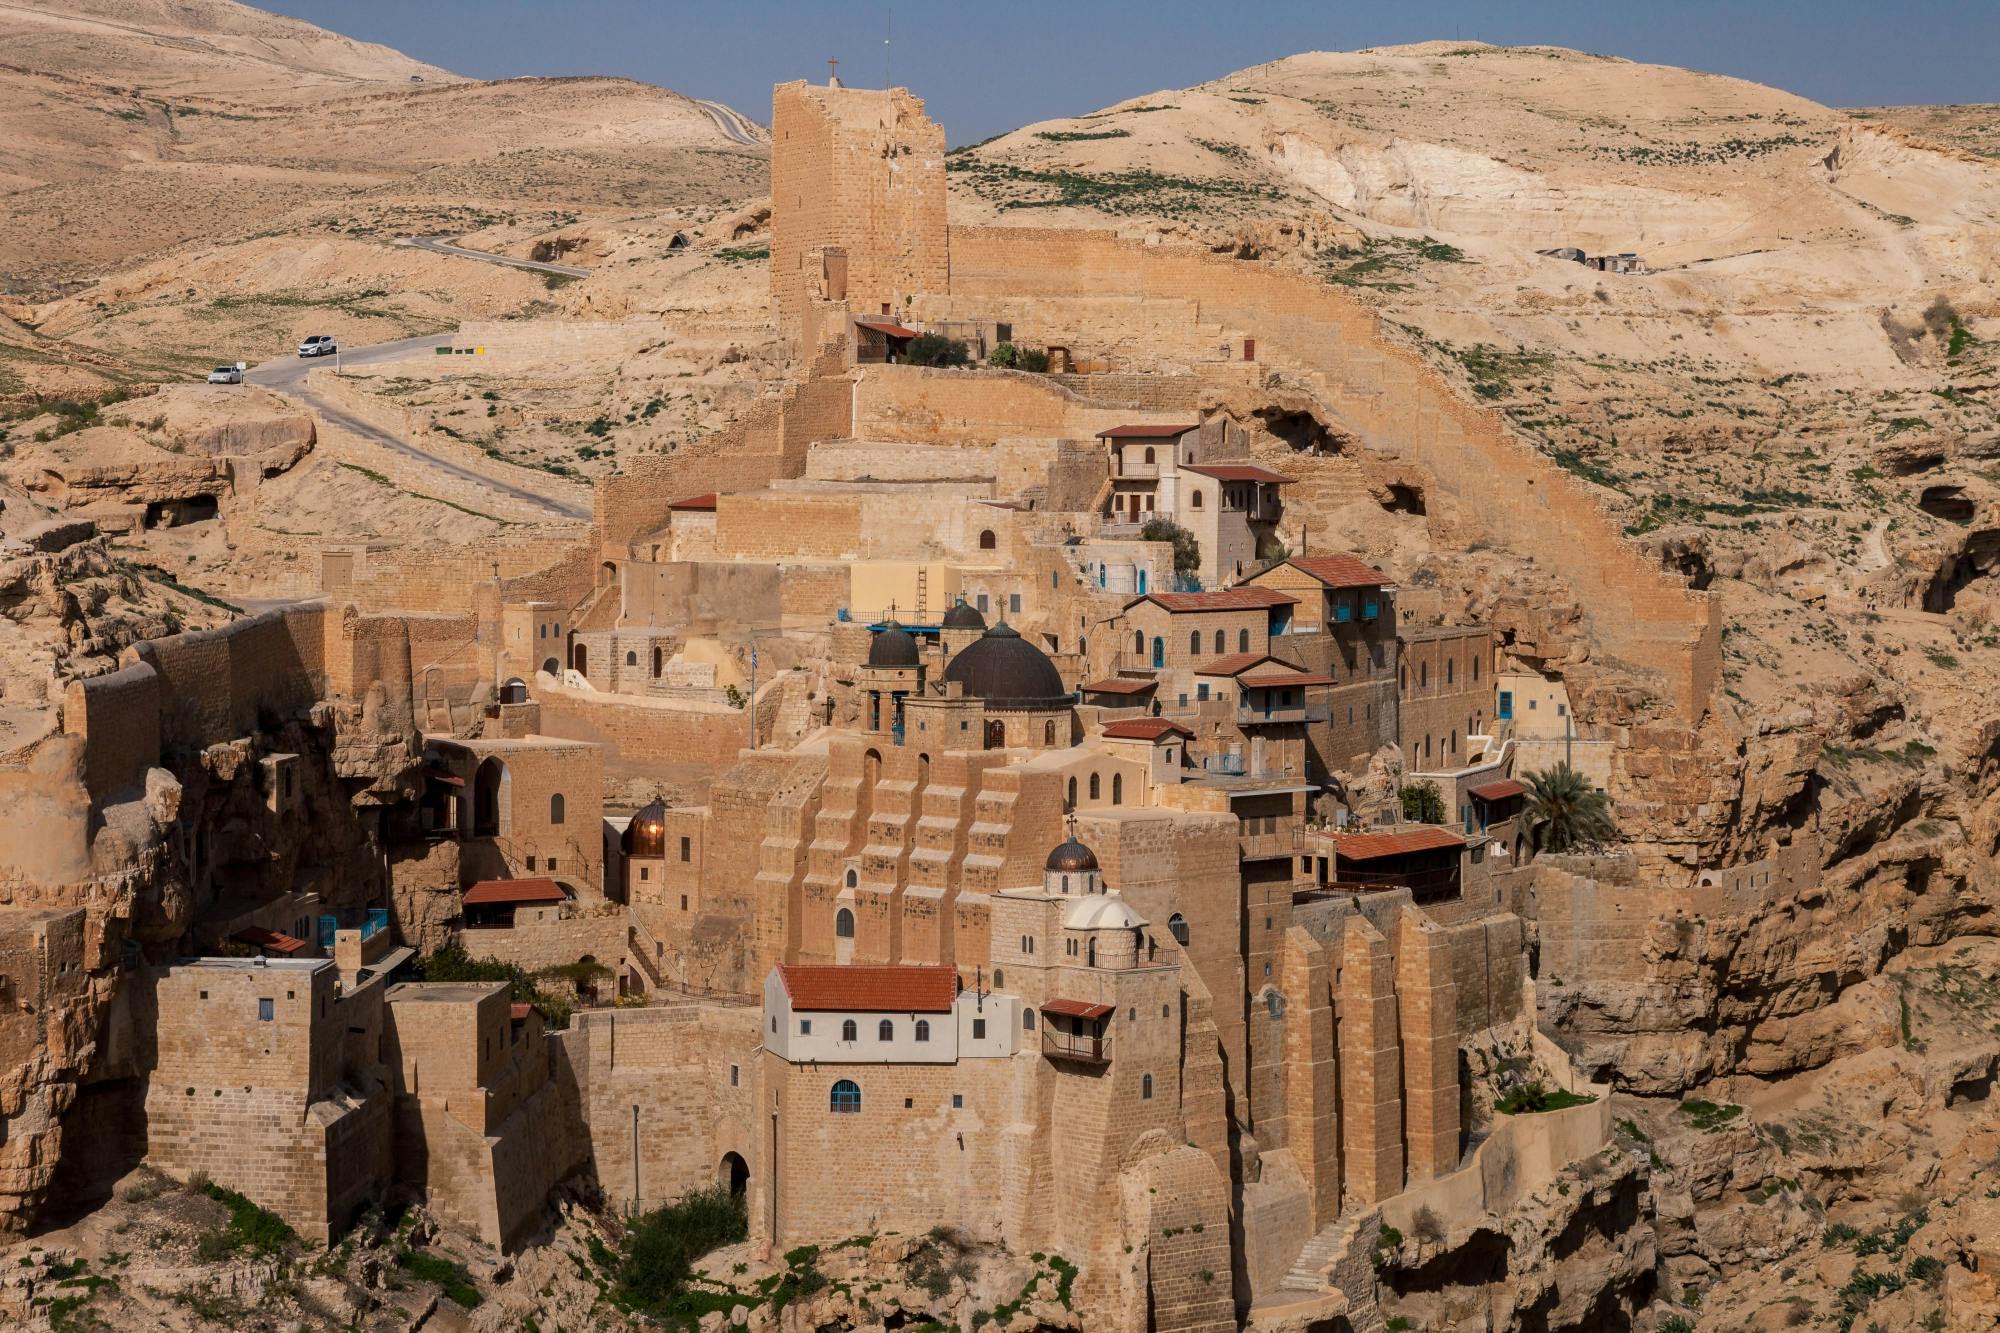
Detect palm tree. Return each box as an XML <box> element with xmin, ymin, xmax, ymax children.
<box><xmin>1522</xmin><ymin>763</ymin><xmax>1614</xmax><ymax>852</ymax></box>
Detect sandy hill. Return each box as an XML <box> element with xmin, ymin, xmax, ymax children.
<box><xmin>951</xmin><ymin>45</ymin><xmax>2000</xmax><ymax>674</ymax></box>
<box><xmin>0</xmin><ymin>0</ymin><xmax>767</xmax><ymax>290</ymax></box>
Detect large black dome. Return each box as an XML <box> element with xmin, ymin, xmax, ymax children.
<box><xmin>866</xmin><ymin>620</ymin><xmax>920</xmax><ymax>668</ymax></box>
<box><xmin>622</xmin><ymin>798</ymin><xmax>668</xmax><ymax>857</ymax></box>
<box><xmin>941</xmin><ymin>622</ymin><xmax>1070</xmax><ymax>710</ymax></box>
<box><xmin>941</xmin><ymin>599</ymin><xmax>987</xmax><ymax>630</ymax></box>
<box><xmin>1046</xmin><ymin>837</ymin><xmax>1099</xmax><ymax>873</ymax></box>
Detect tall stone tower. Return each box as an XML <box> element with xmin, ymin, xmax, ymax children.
<box><xmin>770</xmin><ymin>79</ymin><xmax>949</xmax><ymax>353</ymax></box>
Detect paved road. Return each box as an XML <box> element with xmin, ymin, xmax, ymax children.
<box><xmin>399</xmin><ymin>235</ymin><xmax>591</xmax><ymax>277</ymax></box>
<box><xmin>693</xmin><ymin>98</ymin><xmax>765</xmax><ymax>147</ymax></box>
<box><xmin>246</xmin><ymin>334</ymin><xmax>591</xmax><ymax>521</ymax></box>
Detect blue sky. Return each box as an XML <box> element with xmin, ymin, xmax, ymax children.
<box><xmin>263</xmin><ymin>0</ymin><xmax>1999</xmax><ymax>144</ymax></box>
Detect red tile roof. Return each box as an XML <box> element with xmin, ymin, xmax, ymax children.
<box><xmin>1101</xmin><ymin>718</ymin><xmax>1194</xmax><ymax>741</ymax></box>
<box><xmin>669</xmin><ymin>493</ymin><xmax>718</xmax><ymax>511</ymax></box>
<box><xmin>1126</xmin><ymin>587</ymin><xmax>1298</xmax><ymax>614</ymax></box>
<box><xmin>1280</xmin><ymin>555</ymin><xmax>1389</xmax><ymax>589</ymax></box>
<box><xmin>854</xmin><ymin>320</ymin><xmax>921</xmax><ymax>338</ymax></box>
<box><xmin>1194</xmin><ymin>652</ymin><xmax>1295</xmax><ymax>677</ymax></box>
<box><xmin>1240</xmin><ymin>672</ymin><xmax>1337</xmax><ymax>689</ymax></box>
<box><xmin>776</xmin><ymin>963</ymin><xmax>958</xmax><ymax>1013</ymax></box>
<box><xmin>1182</xmin><ymin>463</ymin><xmax>1294</xmax><ymax>484</ymax></box>
<box><xmin>233</xmin><ymin>926</ymin><xmax>308</xmax><ymax>955</ymax></box>
<box><xmin>1468</xmin><ymin>778</ymin><xmax>1528</xmax><ymax>801</ymax></box>
<box><xmin>1334</xmin><ymin>827</ymin><xmax>1466</xmax><ymax>861</ymax></box>
<box><xmin>462</xmin><ymin>878</ymin><xmax>569</xmax><ymax>906</ymax></box>
<box><xmin>1097</xmin><ymin>423</ymin><xmax>1197</xmax><ymax>439</ymax></box>
<box><xmin>510</xmin><ymin>1003</ymin><xmax>534</xmax><ymax>1023</ymax></box>
<box><xmin>1080</xmin><ymin>676</ymin><xmax>1158</xmax><ymax>695</ymax></box>
<box><xmin>1040</xmin><ymin>998</ymin><xmax>1115</xmax><ymax>1020</ymax></box>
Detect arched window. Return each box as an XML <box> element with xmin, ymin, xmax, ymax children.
<box><xmin>1089</xmin><ymin>773</ymin><xmax>1101</xmax><ymax>801</ymax></box>
<box><xmin>1211</xmin><ymin>630</ymin><xmax>1223</xmax><ymax>654</ymax></box>
<box><xmin>1189</xmin><ymin>631</ymin><xmax>1201</xmax><ymax>655</ymax></box>
<box><xmin>915</xmin><ymin>1019</ymin><xmax>931</xmax><ymax>1041</ymax></box>
<box><xmin>1067</xmin><ymin>776</ymin><xmax>1077</xmax><ymax>810</ymax></box>
<box><xmin>1168</xmin><ymin>913</ymin><xmax>1189</xmax><ymax>946</ymax></box>
<box><xmin>550</xmin><ymin>793</ymin><xmax>565</xmax><ymax>825</ymax></box>
<box><xmin>979</xmin><ymin>529</ymin><xmax>997</xmax><ymax>550</ymax></box>
<box><xmin>1023</xmin><ymin>1008</ymin><xmax>1036</xmax><ymax>1031</ymax></box>
<box><xmin>1112</xmin><ymin>774</ymin><xmax>1123</xmax><ymax>805</ymax></box>
<box><xmin>1152</xmin><ymin>636</ymin><xmax>1165</xmax><ymax>669</ymax></box>
<box><xmin>653</xmin><ymin>646</ymin><xmax>663</xmax><ymax>678</ymax></box>
<box><xmin>1141</xmin><ymin>1073</ymin><xmax>1154</xmax><ymax>1100</ymax></box>
<box><xmin>830</xmin><ymin>1079</ymin><xmax>861</xmax><ymax>1113</ymax></box>
<box><xmin>835</xmin><ymin>908</ymin><xmax>855</xmax><ymax>938</ymax></box>
<box><xmin>1190</xmin><ymin>490</ymin><xmax>1204</xmax><ymax>509</ymax></box>
<box><xmin>992</xmin><ymin>968</ymin><xmax>1004</xmax><ymax>988</ymax></box>
<box><xmin>1238</xmin><ymin>628</ymin><xmax>1249</xmax><ymax>652</ymax></box>
<box><xmin>1144</xmin><ymin>446</ymin><xmax>1156</xmax><ymax>464</ymax></box>
<box><xmin>1134</xmin><ymin>629</ymin><xmax>1145</xmax><ymax>655</ymax></box>
<box><xmin>841</xmin><ymin>1019</ymin><xmax>858</xmax><ymax>1042</ymax></box>
<box><xmin>845</xmin><ymin>868</ymin><xmax>858</xmax><ymax>888</ymax></box>
<box><xmin>1266</xmin><ymin>990</ymin><xmax>1286</xmax><ymax>1019</ymax></box>
<box><xmin>1045</xmin><ymin>719</ymin><xmax>1056</xmax><ymax>746</ymax></box>
<box><xmin>878</xmin><ymin>1019</ymin><xmax>894</xmax><ymax>1042</ymax></box>
<box><xmin>1087</xmin><ymin>937</ymin><xmax>1097</xmax><ymax>967</ymax></box>
<box><xmin>626</xmin><ymin>650</ymin><xmax>637</xmax><ymax>666</ymax></box>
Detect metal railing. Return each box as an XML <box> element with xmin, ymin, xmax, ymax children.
<box><xmin>1042</xmin><ymin>1028</ymin><xmax>1113</xmax><ymax>1065</ymax></box>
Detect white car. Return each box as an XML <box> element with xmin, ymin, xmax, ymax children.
<box><xmin>298</xmin><ymin>334</ymin><xmax>337</xmax><ymax>357</ymax></box>
<box><xmin>206</xmin><ymin>366</ymin><xmax>242</xmax><ymax>384</ymax></box>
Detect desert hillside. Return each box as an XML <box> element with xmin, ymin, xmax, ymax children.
<box><xmin>0</xmin><ymin>0</ymin><xmax>767</xmax><ymax>290</ymax></box>
<box><xmin>952</xmin><ymin>40</ymin><xmax>2000</xmax><ymax>722</ymax></box>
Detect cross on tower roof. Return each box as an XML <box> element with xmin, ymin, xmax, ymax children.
<box><xmin>826</xmin><ymin>57</ymin><xmax>840</xmax><ymax>87</ymax></box>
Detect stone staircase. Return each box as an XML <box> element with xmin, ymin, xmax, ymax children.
<box><xmin>1273</xmin><ymin>1207</ymin><xmax>1385</xmax><ymax>1332</ymax></box>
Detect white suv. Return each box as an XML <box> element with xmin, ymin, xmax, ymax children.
<box><xmin>298</xmin><ymin>334</ymin><xmax>337</xmax><ymax>357</ymax></box>
<box><xmin>206</xmin><ymin>366</ymin><xmax>242</xmax><ymax>384</ymax></box>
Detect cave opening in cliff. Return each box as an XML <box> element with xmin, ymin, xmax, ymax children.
<box><xmin>1382</xmin><ymin>483</ymin><xmax>1426</xmax><ymax>516</ymax></box>
<box><xmin>1919</xmin><ymin>484</ymin><xmax>1976</xmax><ymax>524</ymax></box>
<box><xmin>1255</xmin><ymin>406</ymin><xmax>1344</xmax><ymax>455</ymax></box>
<box><xmin>143</xmin><ymin>494</ymin><xmax>219</xmax><ymax>528</ymax></box>
<box><xmin>1925</xmin><ymin>528</ymin><xmax>2000</xmax><ymax>613</ymax></box>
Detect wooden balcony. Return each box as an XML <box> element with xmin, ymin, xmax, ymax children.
<box><xmin>1042</xmin><ymin>1027</ymin><xmax>1113</xmax><ymax>1066</ymax></box>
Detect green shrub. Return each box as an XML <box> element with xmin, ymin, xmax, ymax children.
<box><xmin>197</xmin><ymin>1181</ymin><xmax>296</xmax><ymax>1256</ymax></box>
<box><xmin>1399</xmin><ymin>780</ymin><xmax>1446</xmax><ymax>825</ymax></box>
<box><xmin>397</xmin><ymin>1248</ymin><xmax>483</xmax><ymax>1308</ymax></box>
<box><xmin>1017</xmin><ymin>346</ymin><xmax>1050</xmax><ymax>373</ymax></box>
<box><xmin>988</xmin><ymin>342</ymin><xmax>1018</xmax><ymax>369</ymax></box>
<box><xmin>615</xmin><ymin>1188</ymin><xmax>748</xmax><ymax>1315</ymax></box>
<box><xmin>1493</xmin><ymin>1082</ymin><xmax>1598</xmax><ymax>1115</ymax></box>
<box><xmin>415</xmin><ymin>942</ymin><xmax>572</xmax><ymax>1028</ymax></box>
<box><xmin>905</xmin><ymin>333</ymin><xmax>971</xmax><ymax>368</ymax></box>
<box><xmin>1137</xmin><ymin>518</ymin><xmax>1200</xmax><ymax>575</ymax></box>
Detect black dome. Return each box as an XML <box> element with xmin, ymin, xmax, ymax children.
<box><xmin>1046</xmin><ymin>837</ymin><xmax>1099</xmax><ymax>873</ymax></box>
<box><xmin>941</xmin><ymin>600</ymin><xmax>987</xmax><ymax>630</ymax></box>
<box><xmin>622</xmin><ymin>798</ymin><xmax>668</xmax><ymax>856</ymax></box>
<box><xmin>941</xmin><ymin>622</ymin><xmax>1070</xmax><ymax>710</ymax></box>
<box><xmin>867</xmin><ymin>620</ymin><xmax>920</xmax><ymax>668</ymax></box>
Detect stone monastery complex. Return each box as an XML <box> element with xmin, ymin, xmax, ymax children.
<box><xmin>0</xmin><ymin>75</ymin><xmax>1727</xmax><ymax>1332</ymax></box>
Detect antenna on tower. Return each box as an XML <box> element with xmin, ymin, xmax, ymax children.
<box><xmin>884</xmin><ymin>6</ymin><xmax>892</xmax><ymax>88</ymax></box>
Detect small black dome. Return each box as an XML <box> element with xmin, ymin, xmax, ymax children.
<box><xmin>622</xmin><ymin>798</ymin><xmax>668</xmax><ymax>857</ymax></box>
<box><xmin>941</xmin><ymin>622</ymin><xmax>1069</xmax><ymax>710</ymax></box>
<box><xmin>867</xmin><ymin>620</ymin><xmax>920</xmax><ymax>668</ymax></box>
<box><xmin>941</xmin><ymin>600</ymin><xmax>987</xmax><ymax>630</ymax></box>
<box><xmin>1046</xmin><ymin>837</ymin><xmax>1099</xmax><ymax>873</ymax></box>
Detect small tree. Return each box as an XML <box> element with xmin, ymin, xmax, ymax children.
<box><xmin>904</xmin><ymin>333</ymin><xmax>970</xmax><ymax>367</ymax></box>
<box><xmin>1138</xmin><ymin>518</ymin><xmax>1200</xmax><ymax>576</ymax></box>
<box><xmin>988</xmin><ymin>341</ymin><xmax>1019</xmax><ymax>368</ymax></box>
<box><xmin>1399</xmin><ymin>779</ymin><xmax>1446</xmax><ymax>824</ymax></box>
<box><xmin>1017</xmin><ymin>346</ymin><xmax>1051</xmax><ymax>372</ymax></box>
<box><xmin>1522</xmin><ymin>762</ymin><xmax>1614</xmax><ymax>852</ymax></box>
